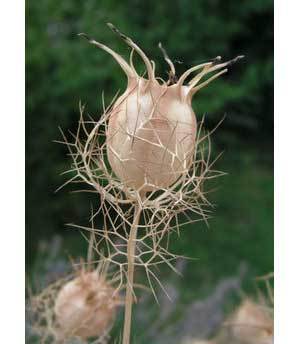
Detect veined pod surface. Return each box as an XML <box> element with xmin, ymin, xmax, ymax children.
<box><xmin>54</xmin><ymin>270</ymin><xmax>119</xmax><ymax>340</ymax></box>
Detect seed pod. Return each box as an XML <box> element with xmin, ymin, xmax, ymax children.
<box><xmin>54</xmin><ymin>270</ymin><xmax>119</xmax><ymax>340</ymax></box>
<box><xmin>107</xmin><ymin>77</ymin><xmax>197</xmax><ymax>192</ymax></box>
<box><xmin>230</xmin><ymin>299</ymin><xmax>273</xmax><ymax>344</ymax></box>
<box><xmin>79</xmin><ymin>25</ymin><xmax>243</xmax><ymax>193</ymax></box>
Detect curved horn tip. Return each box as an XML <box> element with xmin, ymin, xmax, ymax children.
<box><xmin>106</xmin><ymin>22</ymin><xmax>116</xmax><ymax>33</ymax></box>
<box><xmin>235</xmin><ymin>54</ymin><xmax>245</xmax><ymax>61</ymax></box>
<box><xmin>106</xmin><ymin>22</ymin><xmax>114</xmax><ymax>29</ymax></box>
<box><xmin>78</xmin><ymin>33</ymin><xmax>91</xmax><ymax>41</ymax></box>
<box><xmin>106</xmin><ymin>22</ymin><xmax>128</xmax><ymax>41</ymax></box>
<box><xmin>227</xmin><ymin>55</ymin><xmax>245</xmax><ymax>67</ymax></box>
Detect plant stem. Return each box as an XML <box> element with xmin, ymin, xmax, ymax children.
<box><xmin>122</xmin><ymin>203</ymin><xmax>141</xmax><ymax>344</ymax></box>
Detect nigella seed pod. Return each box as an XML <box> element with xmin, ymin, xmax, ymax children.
<box><xmin>54</xmin><ymin>270</ymin><xmax>119</xmax><ymax>340</ymax></box>
<box><xmin>79</xmin><ymin>25</ymin><xmax>243</xmax><ymax>193</ymax></box>
<box><xmin>230</xmin><ymin>299</ymin><xmax>273</xmax><ymax>344</ymax></box>
<box><xmin>107</xmin><ymin>79</ymin><xmax>197</xmax><ymax>192</ymax></box>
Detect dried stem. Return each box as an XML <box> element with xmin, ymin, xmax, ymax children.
<box><xmin>122</xmin><ymin>203</ymin><xmax>142</xmax><ymax>344</ymax></box>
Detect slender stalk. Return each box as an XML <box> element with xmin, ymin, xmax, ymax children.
<box><xmin>122</xmin><ymin>203</ymin><xmax>141</xmax><ymax>344</ymax></box>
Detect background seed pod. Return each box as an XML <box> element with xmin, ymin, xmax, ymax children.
<box><xmin>54</xmin><ymin>270</ymin><xmax>119</xmax><ymax>340</ymax></box>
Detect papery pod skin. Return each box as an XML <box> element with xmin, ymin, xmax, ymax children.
<box><xmin>107</xmin><ymin>79</ymin><xmax>197</xmax><ymax>191</ymax></box>
<box><xmin>54</xmin><ymin>271</ymin><xmax>118</xmax><ymax>340</ymax></box>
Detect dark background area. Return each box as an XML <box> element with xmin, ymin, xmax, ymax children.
<box><xmin>26</xmin><ymin>0</ymin><xmax>273</xmax><ymax>341</ymax></box>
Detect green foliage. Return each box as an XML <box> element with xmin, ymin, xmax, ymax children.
<box><xmin>26</xmin><ymin>0</ymin><xmax>273</xmax><ymax>277</ymax></box>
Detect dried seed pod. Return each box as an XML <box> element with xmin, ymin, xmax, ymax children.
<box><xmin>229</xmin><ymin>299</ymin><xmax>273</xmax><ymax>344</ymax></box>
<box><xmin>107</xmin><ymin>78</ymin><xmax>197</xmax><ymax>192</ymax></box>
<box><xmin>54</xmin><ymin>270</ymin><xmax>119</xmax><ymax>340</ymax></box>
<box><xmin>79</xmin><ymin>25</ymin><xmax>243</xmax><ymax>193</ymax></box>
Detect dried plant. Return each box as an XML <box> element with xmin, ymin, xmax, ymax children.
<box><xmin>217</xmin><ymin>272</ymin><xmax>274</xmax><ymax>344</ymax></box>
<box><xmin>57</xmin><ymin>23</ymin><xmax>243</xmax><ymax>343</ymax></box>
<box><xmin>227</xmin><ymin>298</ymin><xmax>273</xmax><ymax>344</ymax></box>
<box><xmin>27</xmin><ymin>259</ymin><xmax>122</xmax><ymax>344</ymax></box>
<box><xmin>181</xmin><ymin>273</ymin><xmax>273</xmax><ymax>344</ymax></box>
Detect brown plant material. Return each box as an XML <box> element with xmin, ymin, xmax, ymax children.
<box><xmin>220</xmin><ymin>273</ymin><xmax>274</xmax><ymax>344</ymax></box>
<box><xmin>54</xmin><ymin>270</ymin><xmax>118</xmax><ymax>340</ymax></box>
<box><xmin>60</xmin><ymin>103</ymin><xmax>223</xmax><ymax>298</ymax></box>
<box><xmin>28</xmin><ymin>265</ymin><xmax>121</xmax><ymax>344</ymax></box>
<box><xmin>76</xmin><ymin>24</ymin><xmax>242</xmax><ymax>194</ymax></box>
<box><xmin>58</xmin><ymin>23</ymin><xmax>243</xmax><ymax>344</ymax></box>
<box><xmin>181</xmin><ymin>273</ymin><xmax>273</xmax><ymax>344</ymax></box>
<box><xmin>225</xmin><ymin>298</ymin><xmax>273</xmax><ymax>344</ymax></box>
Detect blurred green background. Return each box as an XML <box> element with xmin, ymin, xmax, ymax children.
<box><xmin>26</xmin><ymin>0</ymin><xmax>273</xmax><ymax>341</ymax></box>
